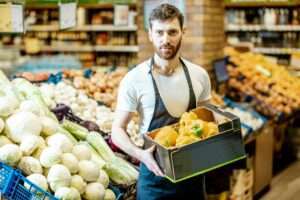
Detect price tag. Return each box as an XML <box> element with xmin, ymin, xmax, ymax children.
<box><xmin>59</xmin><ymin>2</ymin><xmax>77</xmax><ymax>29</ymax></box>
<box><xmin>0</xmin><ymin>3</ymin><xmax>24</xmax><ymax>33</ymax></box>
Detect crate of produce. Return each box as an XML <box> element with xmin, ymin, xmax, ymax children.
<box><xmin>0</xmin><ymin>162</ymin><xmax>57</xmax><ymax>200</ymax></box>
<box><xmin>144</xmin><ymin>104</ymin><xmax>246</xmax><ymax>183</ymax></box>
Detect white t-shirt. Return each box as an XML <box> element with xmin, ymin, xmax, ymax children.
<box><xmin>116</xmin><ymin>58</ymin><xmax>211</xmax><ymax>134</ymax></box>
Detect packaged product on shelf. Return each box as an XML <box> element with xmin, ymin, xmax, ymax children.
<box><xmin>114</xmin><ymin>5</ymin><xmax>129</xmax><ymax>26</ymax></box>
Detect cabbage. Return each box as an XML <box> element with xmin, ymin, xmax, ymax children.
<box><xmin>84</xmin><ymin>182</ymin><xmax>105</xmax><ymax>200</ymax></box>
<box><xmin>47</xmin><ymin>133</ymin><xmax>74</xmax><ymax>153</ymax></box>
<box><xmin>0</xmin><ymin>95</ymin><xmax>19</xmax><ymax>117</ymax></box>
<box><xmin>19</xmin><ymin>100</ymin><xmax>41</xmax><ymax>116</ymax></box>
<box><xmin>72</xmin><ymin>144</ymin><xmax>91</xmax><ymax>161</ymax></box>
<box><xmin>40</xmin><ymin>147</ymin><xmax>62</xmax><ymax>168</ymax></box>
<box><xmin>104</xmin><ymin>189</ymin><xmax>116</xmax><ymax>200</ymax></box>
<box><xmin>41</xmin><ymin>116</ymin><xmax>59</xmax><ymax>136</ymax></box>
<box><xmin>32</xmin><ymin>136</ymin><xmax>47</xmax><ymax>159</ymax></box>
<box><xmin>71</xmin><ymin>175</ymin><xmax>87</xmax><ymax>195</ymax></box>
<box><xmin>0</xmin><ymin>135</ymin><xmax>12</xmax><ymax>147</ymax></box>
<box><xmin>61</xmin><ymin>153</ymin><xmax>79</xmax><ymax>174</ymax></box>
<box><xmin>18</xmin><ymin>156</ymin><xmax>43</xmax><ymax>175</ymax></box>
<box><xmin>12</xmin><ymin>78</ymin><xmax>57</xmax><ymax>120</ymax></box>
<box><xmin>97</xmin><ymin>169</ymin><xmax>109</xmax><ymax>189</ymax></box>
<box><xmin>78</xmin><ymin>160</ymin><xmax>100</xmax><ymax>182</ymax></box>
<box><xmin>5</xmin><ymin>111</ymin><xmax>42</xmax><ymax>143</ymax></box>
<box><xmin>25</xmin><ymin>174</ymin><xmax>48</xmax><ymax>191</ymax></box>
<box><xmin>47</xmin><ymin>164</ymin><xmax>71</xmax><ymax>192</ymax></box>
<box><xmin>20</xmin><ymin>134</ymin><xmax>40</xmax><ymax>156</ymax></box>
<box><xmin>55</xmin><ymin>187</ymin><xmax>81</xmax><ymax>200</ymax></box>
<box><xmin>0</xmin><ymin>144</ymin><xmax>22</xmax><ymax>166</ymax></box>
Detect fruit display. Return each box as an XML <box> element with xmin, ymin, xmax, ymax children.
<box><xmin>225</xmin><ymin>47</ymin><xmax>300</xmax><ymax>118</ymax></box>
<box><xmin>154</xmin><ymin>112</ymin><xmax>219</xmax><ymax>148</ymax></box>
<box><xmin>224</xmin><ymin>107</ymin><xmax>265</xmax><ymax>134</ymax></box>
<box><xmin>63</xmin><ymin>68</ymin><xmax>128</xmax><ymax>109</ymax></box>
<box><xmin>0</xmin><ymin>71</ymin><xmax>138</xmax><ymax>199</ymax></box>
<box><xmin>211</xmin><ymin>91</ymin><xmax>225</xmax><ymax>107</ymax></box>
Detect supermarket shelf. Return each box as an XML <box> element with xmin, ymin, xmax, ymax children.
<box><xmin>40</xmin><ymin>45</ymin><xmax>93</xmax><ymax>52</ymax></box>
<box><xmin>93</xmin><ymin>45</ymin><xmax>139</xmax><ymax>52</ymax></box>
<box><xmin>252</xmin><ymin>47</ymin><xmax>300</xmax><ymax>55</ymax></box>
<box><xmin>226</xmin><ymin>25</ymin><xmax>300</xmax><ymax>32</ymax></box>
<box><xmin>224</xmin><ymin>1</ymin><xmax>299</xmax><ymax>8</ymax></box>
<box><xmin>25</xmin><ymin>3</ymin><xmax>137</xmax><ymax>9</ymax></box>
<box><xmin>20</xmin><ymin>45</ymin><xmax>139</xmax><ymax>53</ymax></box>
<box><xmin>27</xmin><ymin>24</ymin><xmax>138</xmax><ymax>32</ymax></box>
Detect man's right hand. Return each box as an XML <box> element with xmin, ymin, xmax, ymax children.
<box><xmin>140</xmin><ymin>146</ymin><xmax>164</xmax><ymax>177</ymax></box>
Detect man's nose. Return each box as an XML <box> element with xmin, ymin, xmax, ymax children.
<box><xmin>162</xmin><ymin>32</ymin><xmax>170</xmax><ymax>43</ymax></box>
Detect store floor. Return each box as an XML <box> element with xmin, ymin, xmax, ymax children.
<box><xmin>261</xmin><ymin>161</ymin><xmax>300</xmax><ymax>200</ymax></box>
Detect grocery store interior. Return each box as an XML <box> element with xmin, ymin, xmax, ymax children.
<box><xmin>1</xmin><ymin>0</ymin><xmax>300</xmax><ymax>200</ymax></box>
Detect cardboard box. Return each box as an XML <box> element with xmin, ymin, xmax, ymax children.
<box><xmin>143</xmin><ymin>104</ymin><xmax>246</xmax><ymax>183</ymax></box>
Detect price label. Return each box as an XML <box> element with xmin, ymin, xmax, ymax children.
<box><xmin>59</xmin><ymin>2</ymin><xmax>77</xmax><ymax>29</ymax></box>
<box><xmin>0</xmin><ymin>3</ymin><xmax>24</xmax><ymax>33</ymax></box>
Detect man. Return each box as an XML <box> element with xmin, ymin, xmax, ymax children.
<box><xmin>112</xmin><ymin>3</ymin><xmax>211</xmax><ymax>200</ymax></box>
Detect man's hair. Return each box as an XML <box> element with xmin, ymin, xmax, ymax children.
<box><xmin>149</xmin><ymin>3</ymin><xmax>184</xmax><ymax>29</ymax></box>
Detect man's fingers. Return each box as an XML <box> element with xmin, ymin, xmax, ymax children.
<box><xmin>151</xmin><ymin>162</ymin><xmax>164</xmax><ymax>177</ymax></box>
<box><xmin>148</xmin><ymin>145</ymin><xmax>156</xmax><ymax>153</ymax></box>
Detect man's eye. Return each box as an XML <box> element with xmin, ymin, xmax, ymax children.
<box><xmin>169</xmin><ymin>30</ymin><xmax>178</xmax><ymax>36</ymax></box>
<box><xmin>156</xmin><ymin>31</ymin><xmax>163</xmax><ymax>35</ymax></box>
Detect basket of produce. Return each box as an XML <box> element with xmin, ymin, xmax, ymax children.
<box><xmin>0</xmin><ymin>162</ymin><xmax>57</xmax><ymax>200</ymax></box>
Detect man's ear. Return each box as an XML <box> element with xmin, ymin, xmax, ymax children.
<box><xmin>148</xmin><ymin>28</ymin><xmax>153</xmax><ymax>42</ymax></box>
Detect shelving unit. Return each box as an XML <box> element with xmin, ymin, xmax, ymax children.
<box><xmin>27</xmin><ymin>24</ymin><xmax>138</xmax><ymax>32</ymax></box>
<box><xmin>224</xmin><ymin>0</ymin><xmax>300</xmax><ymax>63</ymax></box>
<box><xmin>225</xmin><ymin>1</ymin><xmax>299</xmax><ymax>8</ymax></box>
<box><xmin>226</xmin><ymin>25</ymin><xmax>300</xmax><ymax>31</ymax></box>
<box><xmin>19</xmin><ymin>44</ymin><xmax>139</xmax><ymax>52</ymax></box>
<box><xmin>0</xmin><ymin>0</ymin><xmax>138</xmax><ymax>68</ymax></box>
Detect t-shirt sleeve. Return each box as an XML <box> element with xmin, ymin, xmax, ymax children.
<box><xmin>198</xmin><ymin>69</ymin><xmax>212</xmax><ymax>102</ymax></box>
<box><xmin>115</xmin><ymin>75</ymin><xmax>138</xmax><ymax>112</ymax></box>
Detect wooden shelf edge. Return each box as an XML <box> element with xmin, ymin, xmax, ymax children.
<box><xmin>225</xmin><ymin>2</ymin><xmax>299</xmax><ymax>8</ymax></box>
<box><xmin>27</xmin><ymin>24</ymin><xmax>138</xmax><ymax>32</ymax></box>
<box><xmin>25</xmin><ymin>3</ymin><xmax>137</xmax><ymax>9</ymax></box>
<box><xmin>20</xmin><ymin>45</ymin><xmax>139</xmax><ymax>53</ymax></box>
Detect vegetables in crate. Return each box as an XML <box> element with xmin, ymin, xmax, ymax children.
<box><xmin>0</xmin><ymin>71</ymin><xmax>136</xmax><ymax>199</ymax></box>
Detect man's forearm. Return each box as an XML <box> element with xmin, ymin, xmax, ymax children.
<box><xmin>111</xmin><ymin>127</ymin><xmax>144</xmax><ymax>161</ymax></box>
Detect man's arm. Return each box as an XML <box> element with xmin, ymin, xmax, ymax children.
<box><xmin>111</xmin><ymin>110</ymin><xmax>163</xmax><ymax>176</ymax></box>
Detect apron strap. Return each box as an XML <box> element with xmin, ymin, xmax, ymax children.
<box><xmin>179</xmin><ymin>58</ymin><xmax>197</xmax><ymax>109</ymax></box>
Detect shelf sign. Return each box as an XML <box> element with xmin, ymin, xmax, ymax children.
<box><xmin>0</xmin><ymin>3</ymin><xmax>24</xmax><ymax>33</ymax></box>
<box><xmin>59</xmin><ymin>2</ymin><xmax>77</xmax><ymax>29</ymax></box>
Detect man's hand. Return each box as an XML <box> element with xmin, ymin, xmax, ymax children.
<box><xmin>140</xmin><ymin>146</ymin><xmax>164</xmax><ymax>177</ymax></box>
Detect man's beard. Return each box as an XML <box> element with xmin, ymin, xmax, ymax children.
<box><xmin>154</xmin><ymin>39</ymin><xmax>181</xmax><ymax>60</ymax></box>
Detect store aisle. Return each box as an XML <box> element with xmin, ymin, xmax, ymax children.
<box><xmin>261</xmin><ymin>161</ymin><xmax>300</xmax><ymax>200</ymax></box>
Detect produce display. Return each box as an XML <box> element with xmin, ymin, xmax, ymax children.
<box><xmin>211</xmin><ymin>91</ymin><xmax>225</xmax><ymax>107</ymax></box>
<box><xmin>154</xmin><ymin>111</ymin><xmax>219</xmax><ymax>148</ymax></box>
<box><xmin>226</xmin><ymin>47</ymin><xmax>300</xmax><ymax>118</ymax></box>
<box><xmin>63</xmin><ymin>68</ymin><xmax>128</xmax><ymax>109</ymax></box>
<box><xmin>224</xmin><ymin>107</ymin><xmax>264</xmax><ymax>134</ymax></box>
<box><xmin>39</xmin><ymin>81</ymin><xmax>143</xmax><ymax>147</ymax></box>
<box><xmin>0</xmin><ymin>70</ymin><xmax>138</xmax><ymax>200</ymax></box>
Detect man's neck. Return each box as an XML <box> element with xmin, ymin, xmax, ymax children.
<box><xmin>153</xmin><ymin>53</ymin><xmax>180</xmax><ymax>76</ymax></box>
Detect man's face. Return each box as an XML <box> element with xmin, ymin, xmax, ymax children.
<box><xmin>148</xmin><ymin>18</ymin><xmax>183</xmax><ymax>60</ymax></box>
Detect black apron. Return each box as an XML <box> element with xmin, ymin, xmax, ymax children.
<box><xmin>137</xmin><ymin>57</ymin><xmax>206</xmax><ymax>200</ymax></box>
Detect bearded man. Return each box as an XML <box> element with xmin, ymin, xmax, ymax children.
<box><xmin>112</xmin><ymin>3</ymin><xmax>211</xmax><ymax>200</ymax></box>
